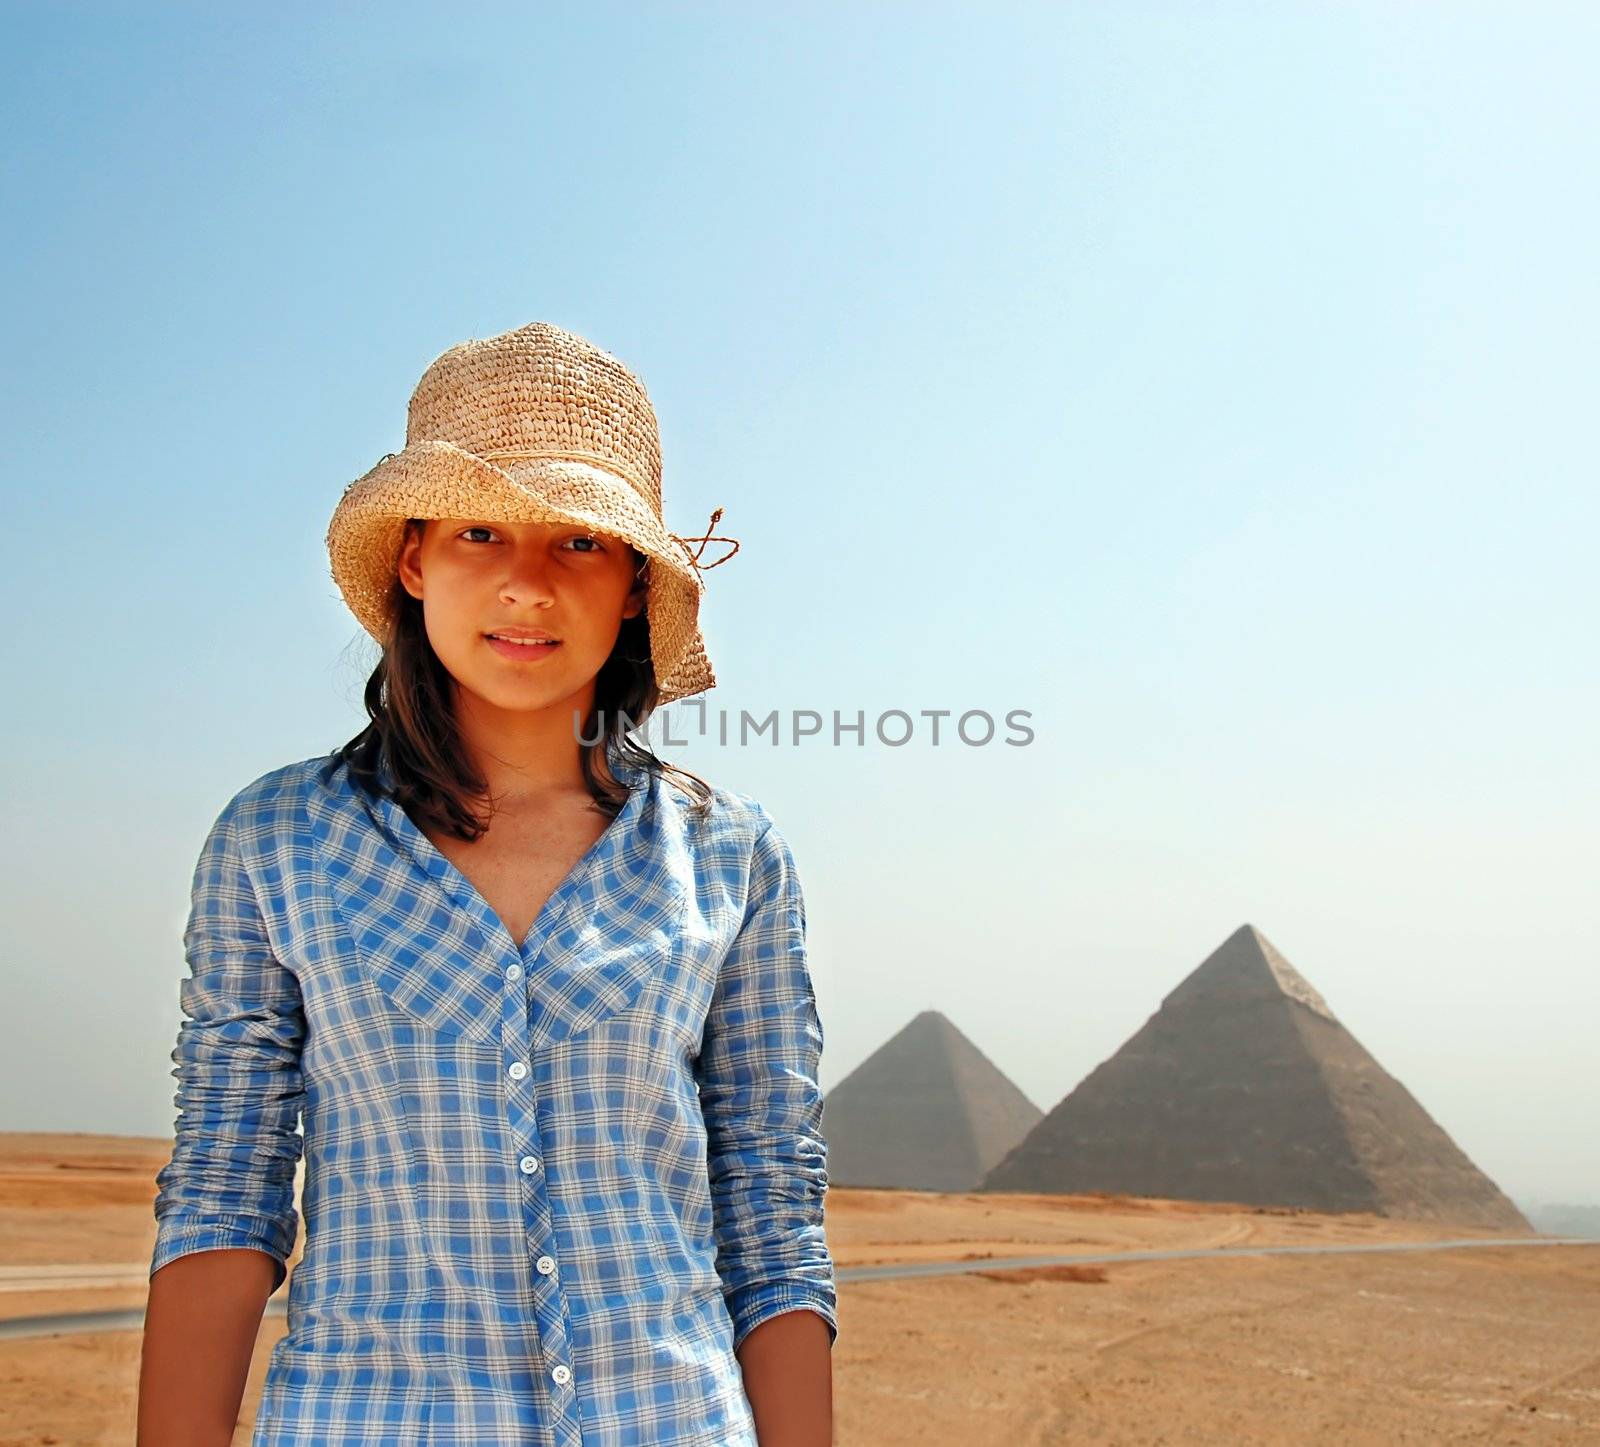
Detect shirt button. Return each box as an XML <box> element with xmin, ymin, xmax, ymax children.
<box><xmin>551</xmin><ymin>1364</ymin><xmax>571</xmax><ymax>1386</ymax></box>
<box><xmin>508</xmin><ymin>1061</ymin><xmax>528</xmax><ymax>1081</ymax></box>
<box><xmin>519</xmin><ymin>1155</ymin><xmax>541</xmax><ymax>1174</ymax></box>
<box><xmin>535</xmin><ymin>1255</ymin><xmax>556</xmax><ymax>1275</ymax></box>
<box><xmin>506</xmin><ymin>963</ymin><xmax>523</xmax><ymax>982</ymax></box>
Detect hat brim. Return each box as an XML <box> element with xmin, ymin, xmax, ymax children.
<box><xmin>326</xmin><ymin>439</ymin><xmax>715</xmax><ymax>703</ymax></box>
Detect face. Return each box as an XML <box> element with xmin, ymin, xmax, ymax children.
<box><xmin>396</xmin><ymin>516</ymin><xmax>647</xmax><ymax>720</ymax></box>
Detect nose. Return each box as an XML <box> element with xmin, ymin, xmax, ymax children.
<box><xmin>497</xmin><ymin>539</ymin><xmax>558</xmax><ymax>608</ymax></box>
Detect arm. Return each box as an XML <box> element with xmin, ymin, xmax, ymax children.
<box><xmin>138</xmin><ymin>800</ymin><xmax>307</xmax><ymax>1446</ymax></box>
<box><xmin>139</xmin><ymin>1249</ymin><xmax>280</xmax><ymax>1447</ymax></box>
<box><xmin>695</xmin><ymin>810</ymin><xmax>838</xmax><ymax>1446</ymax></box>
<box><xmin>735</xmin><ymin>1307</ymin><xmax>835</xmax><ymax>1447</ymax></box>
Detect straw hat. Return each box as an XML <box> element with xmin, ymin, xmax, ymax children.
<box><xmin>326</xmin><ymin>321</ymin><xmax>739</xmax><ymax>704</ymax></box>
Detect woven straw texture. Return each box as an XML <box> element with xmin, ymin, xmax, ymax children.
<box><xmin>326</xmin><ymin>321</ymin><xmax>736</xmax><ymax>704</ymax></box>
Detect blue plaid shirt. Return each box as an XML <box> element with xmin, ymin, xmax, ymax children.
<box><xmin>149</xmin><ymin>745</ymin><xmax>837</xmax><ymax>1445</ymax></box>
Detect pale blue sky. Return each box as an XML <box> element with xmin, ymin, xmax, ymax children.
<box><xmin>2</xmin><ymin>4</ymin><xmax>1595</xmax><ymax>1207</ymax></box>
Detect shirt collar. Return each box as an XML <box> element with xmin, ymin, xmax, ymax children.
<box><xmin>361</xmin><ymin>744</ymin><xmax>649</xmax><ymax>907</ymax></box>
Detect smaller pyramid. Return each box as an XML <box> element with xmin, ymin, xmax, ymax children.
<box><xmin>982</xmin><ymin>925</ymin><xmax>1529</xmax><ymax>1231</ymax></box>
<box><xmin>823</xmin><ymin>1010</ymin><xmax>1043</xmax><ymax>1191</ymax></box>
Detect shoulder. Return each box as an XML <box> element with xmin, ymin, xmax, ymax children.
<box><xmin>208</xmin><ymin>751</ymin><xmax>334</xmax><ymax>839</ymax></box>
<box><xmin>653</xmin><ymin>764</ymin><xmax>780</xmax><ymax>845</ymax></box>
<box><xmin>659</xmin><ymin>767</ymin><xmax>801</xmax><ymax>886</ymax></box>
<box><xmin>186</xmin><ymin>754</ymin><xmax>332</xmax><ymax>898</ymax></box>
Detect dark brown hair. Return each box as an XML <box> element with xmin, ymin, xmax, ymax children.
<box><xmin>333</xmin><ymin>518</ymin><xmax>714</xmax><ymax>840</ymax></box>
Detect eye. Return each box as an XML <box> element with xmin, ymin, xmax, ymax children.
<box><xmin>457</xmin><ymin>525</ymin><xmax>499</xmax><ymax>544</ymax></box>
<box><xmin>564</xmin><ymin>534</ymin><xmax>604</xmax><ymax>553</ymax></box>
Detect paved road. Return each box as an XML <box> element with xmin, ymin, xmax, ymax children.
<box><xmin>2</xmin><ymin>1236</ymin><xmax>1595</xmax><ymax>1342</ymax></box>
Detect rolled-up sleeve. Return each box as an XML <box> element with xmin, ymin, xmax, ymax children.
<box><xmin>149</xmin><ymin>796</ymin><xmax>306</xmax><ymax>1297</ymax></box>
<box><xmin>695</xmin><ymin>809</ymin><xmax>838</xmax><ymax>1351</ymax></box>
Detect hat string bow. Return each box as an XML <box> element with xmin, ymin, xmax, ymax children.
<box><xmin>669</xmin><ymin>506</ymin><xmax>741</xmax><ymax>578</ymax></box>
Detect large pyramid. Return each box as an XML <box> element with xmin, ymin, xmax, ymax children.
<box><xmin>823</xmin><ymin>1010</ymin><xmax>1043</xmax><ymax>1191</ymax></box>
<box><xmin>982</xmin><ymin>924</ymin><xmax>1530</xmax><ymax>1231</ymax></box>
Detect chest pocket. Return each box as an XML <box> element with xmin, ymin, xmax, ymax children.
<box><xmin>317</xmin><ymin>866</ymin><xmax>509</xmax><ymax>1045</ymax></box>
<box><xmin>309</xmin><ymin>794</ymin><xmax>693</xmax><ymax>1049</ymax></box>
<box><xmin>527</xmin><ymin>888</ymin><xmax>689</xmax><ymax>1047</ymax></box>
<box><xmin>305</xmin><ymin>752</ymin><xmax>712</xmax><ymax>1050</ymax></box>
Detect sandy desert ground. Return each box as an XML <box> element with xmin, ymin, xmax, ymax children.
<box><xmin>1</xmin><ymin>1132</ymin><xmax>1595</xmax><ymax>1445</ymax></box>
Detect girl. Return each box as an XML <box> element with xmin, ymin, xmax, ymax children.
<box><xmin>138</xmin><ymin>322</ymin><xmax>838</xmax><ymax>1446</ymax></box>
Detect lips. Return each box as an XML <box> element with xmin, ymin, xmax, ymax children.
<box><xmin>484</xmin><ymin>633</ymin><xmax>562</xmax><ymax>661</ymax></box>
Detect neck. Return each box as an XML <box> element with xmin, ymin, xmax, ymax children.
<box><xmin>450</xmin><ymin>687</ymin><xmax>616</xmax><ymax>805</ymax></box>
